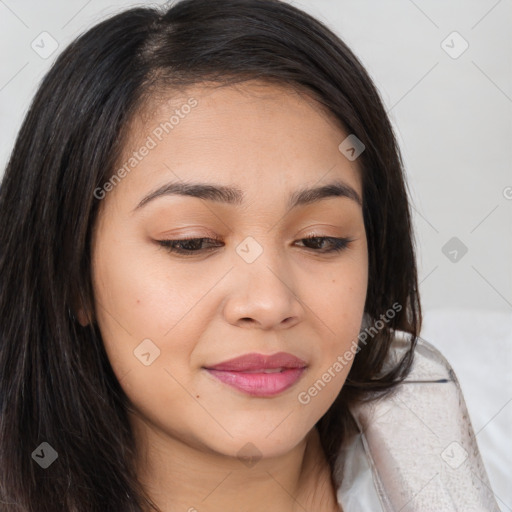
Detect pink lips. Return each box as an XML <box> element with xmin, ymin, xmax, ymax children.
<box><xmin>204</xmin><ymin>352</ymin><xmax>307</xmax><ymax>397</ymax></box>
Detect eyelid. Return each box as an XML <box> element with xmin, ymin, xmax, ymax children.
<box><xmin>156</xmin><ymin>234</ymin><xmax>353</xmax><ymax>257</ymax></box>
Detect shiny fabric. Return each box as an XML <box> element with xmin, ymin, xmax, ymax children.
<box><xmin>334</xmin><ymin>332</ymin><xmax>501</xmax><ymax>511</ymax></box>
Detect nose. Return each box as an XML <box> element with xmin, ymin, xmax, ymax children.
<box><xmin>222</xmin><ymin>245</ymin><xmax>304</xmax><ymax>330</ymax></box>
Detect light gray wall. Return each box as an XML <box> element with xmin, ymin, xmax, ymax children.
<box><xmin>1</xmin><ymin>0</ymin><xmax>510</xmax><ymax>313</ymax></box>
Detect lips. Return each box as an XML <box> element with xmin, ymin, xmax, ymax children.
<box><xmin>206</xmin><ymin>352</ymin><xmax>307</xmax><ymax>372</ymax></box>
<box><xmin>204</xmin><ymin>352</ymin><xmax>307</xmax><ymax>397</ymax></box>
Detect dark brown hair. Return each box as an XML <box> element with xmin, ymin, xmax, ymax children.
<box><xmin>0</xmin><ymin>0</ymin><xmax>421</xmax><ymax>510</ymax></box>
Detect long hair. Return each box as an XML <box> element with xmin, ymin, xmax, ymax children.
<box><xmin>0</xmin><ymin>1</ymin><xmax>421</xmax><ymax>510</ymax></box>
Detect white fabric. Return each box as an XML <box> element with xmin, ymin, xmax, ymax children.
<box><xmin>334</xmin><ymin>332</ymin><xmax>501</xmax><ymax>511</ymax></box>
<box><xmin>336</xmin><ymin>432</ymin><xmax>383</xmax><ymax>511</ymax></box>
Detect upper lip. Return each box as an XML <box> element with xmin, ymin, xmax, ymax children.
<box><xmin>205</xmin><ymin>352</ymin><xmax>307</xmax><ymax>372</ymax></box>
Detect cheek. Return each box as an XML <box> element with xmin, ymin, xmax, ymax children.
<box><xmin>301</xmin><ymin>247</ymin><xmax>368</xmax><ymax>394</ymax></box>
<box><xmin>315</xmin><ymin>247</ymin><xmax>368</xmax><ymax>338</ymax></box>
<box><xmin>90</xmin><ymin>233</ymin><xmax>217</xmax><ymax>386</ymax></box>
<box><xmin>93</xmin><ymin>226</ymin><xmax>224</xmax><ymax>333</ymax></box>
<box><xmin>90</xmin><ymin>242</ymin><xmax>210</xmax><ymax>431</ymax></box>
<box><xmin>296</xmin><ymin>277</ymin><xmax>367</xmax><ymax>422</ymax></box>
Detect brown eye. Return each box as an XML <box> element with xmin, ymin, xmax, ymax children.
<box><xmin>157</xmin><ymin>236</ymin><xmax>352</xmax><ymax>257</ymax></box>
<box><xmin>296</xmin><ymin>236</ymin><xmax>352</xmax><ymax>253</ymax></box>
<box><xmin>158</xmin><ymin>237</ymin><xmax>223</xmax><ymax>255</ymax></box>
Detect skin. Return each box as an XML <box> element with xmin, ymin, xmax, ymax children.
<box><xmin>81</xmin><ymin>80</ymin><xmax>368</xmax><ymax>512</ymax></box>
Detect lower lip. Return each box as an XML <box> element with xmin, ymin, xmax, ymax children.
<box><xmin>205</xmin><ymin>368</ymin><xmax>306</xmax><ymax>397</ymax></box>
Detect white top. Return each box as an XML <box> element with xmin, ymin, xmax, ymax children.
<box><xmin>334</xmin><ymin>333</ymin><xmax>501</xmax><ymax>511</ymax></box>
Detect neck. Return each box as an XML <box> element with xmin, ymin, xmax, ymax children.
<box><xmin>130</xmin><ymin>414</ymin><xmax>339</xmax><ymax>512</ymax></box>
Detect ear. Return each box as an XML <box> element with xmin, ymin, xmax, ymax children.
<box><xmin>76</xmin><ymin>306</ymin><xmax>92</xmax><ymax>327</ymax></box>
<box><xmin>71</xmin><ymin>292</ymin><xmax>94</xmax><ymax>327</ymax></box>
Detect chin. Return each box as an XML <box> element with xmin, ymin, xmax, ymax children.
<box><xmin>200</xmin><ymin>422</ymin><xmax>311</xmax><ymax>462</ymax></box>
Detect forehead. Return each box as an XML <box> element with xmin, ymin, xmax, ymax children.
<box><xmin>108</xmin><ymin>80</ymin><xmax>363</xmax><ymax>209</ymax></box>
<box><xmin>137</xmin><ymin>79</ymin><xmax>340</xmax><ymax>129</ymax></box>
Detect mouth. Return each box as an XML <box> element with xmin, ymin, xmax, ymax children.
<box><xmin>203</xmin><ymin>352</ymin><xmax>308</xmax><ymax>397</ymax></box>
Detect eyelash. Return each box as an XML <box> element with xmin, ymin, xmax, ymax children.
<box><xmin>157</xmin><ymin>235</ymin><xmax>353</xmax><ymax>256</ymax></box>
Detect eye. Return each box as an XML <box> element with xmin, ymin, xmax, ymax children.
<box><xmin>157</xmin><ymin>236</ymin><xmax>352</xmax><ymax>256</ymax></box>
<box><xmin>295</xmin><ymin>236</ymin><xmax>352</xmax><ymax>253</ymax></box>
<box><xmin>157</xmin><ymin>236</ymin><xmax>223</xmax><ymax>255</ymax></box>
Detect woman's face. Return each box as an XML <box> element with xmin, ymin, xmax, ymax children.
<box><xmin>87</xmin><ymin>81</ymin><xmax>368</xmax><ymax>461</ymax></box>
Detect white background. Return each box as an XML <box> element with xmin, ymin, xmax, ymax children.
<box><xmin>1</xmin><ymin>0</ymin><xmax>510</xmax><ymax>509</ymax></box>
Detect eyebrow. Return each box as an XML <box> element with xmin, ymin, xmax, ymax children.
<box><xmin>133</xmin><ymin>179</ymin><xmax>362</xmax><ymax>211</ymax></box>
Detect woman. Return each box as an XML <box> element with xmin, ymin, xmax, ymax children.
<box><xmin>0</xmin><ymin>1</ymin><xmax>497</xmax><ymax>511</ymax></box>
